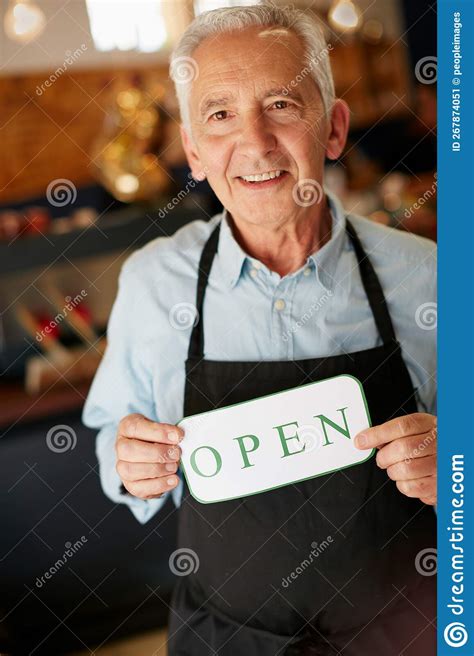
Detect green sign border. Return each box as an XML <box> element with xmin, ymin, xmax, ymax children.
<box><xmin>178</xmin><ymin>374</ymin><xmax>375</xmax><ymax>505</ymax></box>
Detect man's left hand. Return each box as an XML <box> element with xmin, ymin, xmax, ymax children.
<box><xmin>354</xmin><ymin>413</ymin><xmax>437</xmax><ymax>505</ymax></box>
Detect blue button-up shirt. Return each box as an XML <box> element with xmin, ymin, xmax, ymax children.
<box><xmin>82</xmin><ymin>190</ymin><xmax>437</xmax><ymax>524</ymax></box>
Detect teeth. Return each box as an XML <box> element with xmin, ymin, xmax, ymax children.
<box><xmin>241</xmin><ymin>170</ymin><xmax>282</xmax><ymax>182</ymax></box>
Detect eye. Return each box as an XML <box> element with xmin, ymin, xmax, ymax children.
<box><xmin>210</xmin><ymin>110</ymin><xmax>230</xmax><ymax>121</ymax></box>
<box><xmin>271</xmin><ymin>100</ymin><xmax>292</xmax><ymax>110</ymax></box>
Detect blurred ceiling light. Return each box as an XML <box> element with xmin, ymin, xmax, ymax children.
<box><xmin>194</xmin><ymin>0</ymin><xmax>260</xmax><ymax>15</ymax></box>
<box><xmin>362</xmin><ymin>19</ymin><xmax>384</xmax><ymax>43</ymax></box>
<box><xmin>328</xmin><ymin>0</ymin><xmax>361</xmax><ymax>34</ymax></box>
<box><xmin>85</xmin><ymin>0</ymin><xmax>167</xmax><ymax>52</ymax></box>
<box><xmin>4</xmin><ymin>0</ymin><xmax>46</xmax><ymax>44</ymax></box>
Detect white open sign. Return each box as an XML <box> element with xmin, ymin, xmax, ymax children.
<box><xmin>179</xmin><ymin>375</ymin><xmax>374</xmax><ymax>504</ymax></box>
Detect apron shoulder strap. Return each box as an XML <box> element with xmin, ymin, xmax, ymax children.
<box><xmin>345</xmin><ymin>218</ymin><xmax>398</xmax><ymax>346</ymax></box>
<box><xmin>188</xmin><ymin>221</ymin><xmax>221</xmax><ymax>359</ymax></box>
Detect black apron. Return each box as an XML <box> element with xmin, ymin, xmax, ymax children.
<box><xmin>167</xmin><ymin>216</ymin><xmax>437</xmax><ymax>656</ymax></box>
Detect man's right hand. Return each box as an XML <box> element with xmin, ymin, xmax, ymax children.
<box><xmin>115</xmin><ymin>413</ymin><xmax>183</xmax><ymax>499</ymax></box>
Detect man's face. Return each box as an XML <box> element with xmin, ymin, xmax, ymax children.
<box><xmin>181</xmin><ymin>26</ymin><xmax>336</xmax><ymax>228</ymax></box>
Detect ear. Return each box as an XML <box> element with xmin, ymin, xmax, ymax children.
<box><xmin>325</xmin><ymin>99</ymin><xmax>350</xmax><ymax>161</ymax></box>
<box><xmin>180</xmin><ymin>125</ymin><xmax>207</xmax><ymax>181</ymax></box>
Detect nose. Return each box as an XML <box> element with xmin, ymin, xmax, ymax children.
<box><xmin>236</xmin><ymin>111</ymin><xmax>277</xmax><ymax>160</ymax></box>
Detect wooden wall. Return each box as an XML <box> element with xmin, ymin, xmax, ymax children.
<box><xmin>0</xmin><ymin>65</ymin><xmax>171</xmax><ymax>204</ymax></box>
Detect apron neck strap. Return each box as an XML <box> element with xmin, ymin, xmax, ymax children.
<box><xmin>188</xmin><ymin>216</ymin><xmax>397</xmax><ymax>359</ymax></box>
<box><xmin>345</xmin><ymin>218</ymin><xmax>397</xmax><ymax>346</ymax></box>
<box><xmin>188</xmin><ymin>221</ymin><xmax>221</xmax><ymax>359</ymax></box>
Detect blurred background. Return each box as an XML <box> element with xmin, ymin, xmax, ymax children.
<box><xmin>0</xmin><ymin>1</ymin><xmax>436</xmax><ymax>654</ymax></box>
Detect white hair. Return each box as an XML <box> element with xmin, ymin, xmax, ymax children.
<box><xmin>170</xmin><ymin>2</ymin><xmax>335</xmax><ymax>134</ymax></box>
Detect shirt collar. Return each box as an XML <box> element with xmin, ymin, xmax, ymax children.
<box><xmin>216</xmin><ymin>208</ymin><xmax>249</xmax><ymax>289</ymax></box>
<box><xmin>217</xmin><ymin>188</ymin><xmax>347</xmax><ymax>291</ymax></box>
<box><xmin>307</xmin><ymin>189</ymin><xmax>347</xmax><ymax>291</ymax></box>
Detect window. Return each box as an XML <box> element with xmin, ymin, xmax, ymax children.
<box><xmin>85</xmin><ymin>0</ymin><xmax>167</xmax><ymax>52</ymax></box>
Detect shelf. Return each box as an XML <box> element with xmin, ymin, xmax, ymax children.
<box><xmin>0</xmin><ymin>380</ymin><xmax>91</xmax><ymax>430</ymax></box>
<box><xmin>0</xmin><ymin>203</ymin><xmax>209</xmax><ymax>275</ymax></box>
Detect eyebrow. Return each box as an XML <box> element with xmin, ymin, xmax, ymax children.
<box><xmin>198</xmin><ymin>87</ymin><xmax>304</xmax><ymax>119</ymax></box>
<box><xmin>199</xmin><ymin>96</ymin><xmax>234</xmax><ymax>119</ymax></box>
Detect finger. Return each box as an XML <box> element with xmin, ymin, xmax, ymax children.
<box><xmin>354</xmin><ymin>413</ymin><xmax>436</xmax><ymax>449</ymax></box>
<box><xmin>386</xmin><ymin>455</ymin><xmax>436</xmax><ymax>481</ymax></box>
<box><xmin>420</xmin><ymin>496</ymin><xmax>437</xmax><ymax>506</ymax></box>
<box><xmin>118</xmin><ymin>414</ymin><xmax>184</xmax><ymax>444</ymax></box>
<box><xmin>396</xmin><ymin>475</ymin><xmax>436</xmax><ymax>499</ymax></box>
<box><xmin>117</xmin><ymin>460</ymin><xmax>179</xmax><ymax>482</ymax></box>
<box><xmin>123</xmin><ymin>474</ymin><xmax>179</xmax><ymax>499</ymax></box>
<box><xmin>116</xmin><ymin>438</ymin><xmax>181</xmax><ymax>464</ymax></box>
<box><xmin>376</xmin><ymin>433</ymin><xmax>436</xmax><ymax>469</ymax></box>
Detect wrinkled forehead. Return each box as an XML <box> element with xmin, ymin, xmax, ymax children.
<box><xmin>192</xmin><ymin>24</ymin><xmax>306</xmax><ymax>70</ymax></box>
<box><xmin>189</xmin><ymin>25</ymin><xmax>316</xmax><ymax>105</ymax></box>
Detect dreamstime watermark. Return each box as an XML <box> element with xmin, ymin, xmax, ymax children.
<box><xmin>35</xmin><ymin>536</ymin><xmax>88</xmax><ymax>588</ymax></box>
<box><xmin>46</xmin><ymin>425</ymin><xmax>77</xmax><ymax>453</ymax></box>
<box><xmin>169</xmin><ymin>302</ymin><xmax>199</xmax><ymax>331</ymax></box>
<box><xmin>281</xmin><ymin>537</ymin><xmax>333</xmax><ymax>588</ymax></box>
<box><xmin>170</xmin><ymin>56</ymin><xmax>199</xmax><ymax>85</ymax></box>
<box><xmin>292</xmin><ymin>179</ymin><xmax>324</xmax><ymax>207</ymax></box>
<box><xmin>169</xmin><ymin>548</ymin><xmax>200</xmax><ymax>576</ymax></box>
<box><xmin>157</xmin><ymin>170</ymin><xmax>209</xmax><ymax>220</ymax></box>
<box><xmin>36</xmin><ymin>290</ymin><xmax>87</xmax><ymax>342</ymax></box>
<box><xmin>157</xmin><ymin>444</ymin><xmax>181</xmax><ymax>464</ymax></box>
<box><xmin>404</xmin><ymin>173</ymin><xmax>437</xmax><ymax>218</ymax></box>
<box><xmin>415</xmin><ymin>547</ymin><xmax>437</xmax><ymax>576</ymax></box>
<box><xmin>415</xmin><ymin>55</ymin><xmax>437</xmax><ymax>84</ymax></box>
<box><xmin>281</xmin><ymin>290</ymin><xmax>334</xmax><ymax>342</ymax></box>
<box><xmin>46</xmin><ymin>178</ymin><xmax>78</xmax><ymax>207</ymax></box>
<box><xmin>296</xmin><ymin>424</ymin><xmax>324</xmax><ymax>453</ymax></box>
<box><xmin>444</xmin><ymin>454</ymin><xmax>467</xmax><ymax>646</ymax></box>
<box><xmin>404</xmin><ymin>424</ymin><xmax>437</xmax><ymax>465</ymax></box>
<box><xmin>444</xmin><ymin>622</ymin><xmax>468</xmax><ymax>648</ymax></box>
<box><xmin>415</xmin><ymin>301</ymin><xmax>437</xmax><ymax>331</ymax></box>
<box><xmin>281</xmin><ymin>45</ymin><xmax>334</xmax><ymax>96</ymax></box>
<box><xmin>36</xmin><ymin>45</ymin><xmax>88</xmax><ymax>96</ymax></box>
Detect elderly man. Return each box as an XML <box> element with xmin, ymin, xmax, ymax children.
<box><xmin>83</xmin><ymin>4</ymin><xmax>437</xmax><ymax>655</ymax></box>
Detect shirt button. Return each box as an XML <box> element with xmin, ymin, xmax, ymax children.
<box><xmin>274</xmin><ymin>299</ymin><xmax>285</xmax><ymax>311</ymax></box>
<box><xmin>303</xmin><ymin>267</ymin><xmax>311</xmax><ymax>276</ymax></box>
<box><xmin>250</xmin><ymin>268</ymin><xmax>258</xmax><ymax>278</ymax></box>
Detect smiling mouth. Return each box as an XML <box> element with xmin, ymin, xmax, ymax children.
<box><xmin>236</xmin><ymin>169</ymin><xmax>289</xmax><ymax>188</ymax></box>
